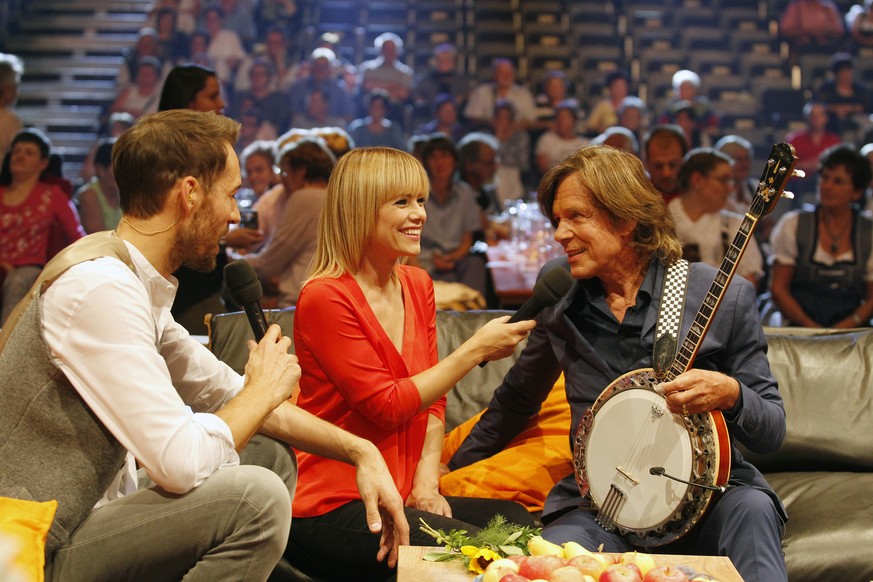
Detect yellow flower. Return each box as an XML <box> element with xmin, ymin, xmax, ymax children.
<box><xmin>461</xmin><ymin>546</ymin><xmax>501</xmax><ymax>574</ymax></box>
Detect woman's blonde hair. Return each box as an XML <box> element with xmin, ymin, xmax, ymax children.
<box><xmin>538</xmin><ymin>144</ymin><xmax>683</xmax><ymax>266</ymax></box>
<box><xmin>307</xmin><ymin>147</ymin><xmax>430</xmax><ymax>280</ymax></box>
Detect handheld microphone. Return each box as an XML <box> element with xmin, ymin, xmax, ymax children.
<box><xmin>649</xmin><ymin>467</ymin><xmax>728</xmax><ymax>493</ymax></box>
<box><xmin>224</xmin><ymin>259</ymin><xmax>269</xmax><ymax>342</ymax></box>
<box><xmin>479</xmin><ymin>267</ymin><xmax>573</xmax><ymax>367</ymax></box>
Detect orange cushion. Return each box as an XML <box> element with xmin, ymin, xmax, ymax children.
<box><xmin>0</xmin><ymin>497</ymin><xmax>57</xmax><ymax>582</ymax></box>
<box><xmin>440</xmin><ymin>376</ymin><xmax>573</xmax><ymax>512</ymax></box>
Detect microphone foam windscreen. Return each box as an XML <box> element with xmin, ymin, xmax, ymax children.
<box><xmin>224</xmin><ymin>259</ymin><xmax>263</xmax><ymax>306</ymax></box>
<box><xmin>531</xmin><ymin>267</ymin><xmax>573</xmax><ymax>306</ymax></box>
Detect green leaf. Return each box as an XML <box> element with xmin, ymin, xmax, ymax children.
<box><xmin>500</xmin><ymin>545</ymin><xmax>524</xmax><ymax>556</ymax></box>
<box><xmin>422</xmin><ymin>552</ymin><xmax>461</xmax><ymax>562</ymax></box>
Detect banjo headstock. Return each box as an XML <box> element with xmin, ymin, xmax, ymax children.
<box><xmin>749</xmin><ymin>142</ymin><xmax>801</xmax><ymax>220</ymax></box>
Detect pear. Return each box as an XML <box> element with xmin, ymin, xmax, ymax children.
<box><xmin>527</xmin><ymin>535</ymin><xmax>566</xmax><ymax>557</ymax></box>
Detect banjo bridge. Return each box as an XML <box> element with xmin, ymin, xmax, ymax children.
<box><xmin>615</xmin><ymin>466</ymin><xmax>640</xmax><ymax>485</ymax></box>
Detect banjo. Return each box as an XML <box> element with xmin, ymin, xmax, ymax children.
<box><xmin>573</xmin><ymin>143</ymin><xmax>799</xmax><ymax>547</ymax></box>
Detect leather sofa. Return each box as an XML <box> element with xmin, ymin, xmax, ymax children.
<box><xmin>208</xmin><ymin>309</ymin><xmax>873</xmax><ymax>582</ymax></box>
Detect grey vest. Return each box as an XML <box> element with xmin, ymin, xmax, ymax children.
<box><xmin>0</xmin><ymin>231</ymin><xmax>136</xmax><ymax>562</ymax></box>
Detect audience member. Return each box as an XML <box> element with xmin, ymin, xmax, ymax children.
<box><xmin>216</xmin><ymin>0</ymin><xmax>258</xmax><ymax>49</ymax></box>
<box><xmin>715</xmin><ymin>135</ymin><xmax>759</xmax><ymax>212</ymax></box>
<box><xmin>240</xmin><ymin>139</ymin><xmax>278</xmax><ymax>199</ymax></box>
<box><xmin>158</xmin><ymin>63</ymin><xmax>229</xmax><ymax>335</ymax></box>
<box><xmin>234</xmin><ymin>107</ymin><xmax>278</xmax><ymax>156</ymax></box>
<box><xmin>643</xmin><ymin>124</ymin><xmax>688</xmax><ymax>202</ymax></box>
<box><xmin>589</xmin><ymin>126</ymin><xmax>640</xmax><ymax>155</ymax></box>
<box><xmin>158</xmin><ymin>63</ymin><xmax>226</xmax><ymax>114</ymax></box>
<box><xmin>109</xmin><ymin>56</ymin><xmax>163</xmax><ymax>119</ymax></box>
<box><xmin>230</xmin><ymin>58</ymin><xmax>289</xmax><ymax>132</ymax></box>
<box><xmin>449</xmin><ymin>144</ymin><xmax>789</xmax><ymax>582</ymax></box>
<box><xmin>534</xmin><ymin>70</ymin><xmax>571</xmax><ymax>130</ymax></box>
<box><xmin>148</xmin><ymin>0</ymin><xmax>198</xmax><ymax>34</ymax></box>
<box><xmin>412</xmin><ymin>43</ymin><xmax>475</xmax><ymax>126</ymax></box>
<box><xmin>413</xmin><ymin>134</ymin><xmax>487</xmax><ymax>296</ymax></box>
<box><xmin>202</xmin><ymin>6</ymin><xmax>247</xmax><ymax>86</ymax></box>
<box><xmin>240</xmin><ymin>137</ymin><xmax>335</xmax><ymax>307</ymax></box>
<box><xmin>492</xmin><ymin>99</ymin><xmax>531</xmax><ymax>204</ymax></box>
<box><xmin>285</xmin><ymin>146</ymin><xmax>535</xmax><ymax>581</ymax></box>
<box><xmin>117</xmin><ymin>27</ymin><xmax>165</xmax><ymax>89</ymax></box>
<box><xmin>291</xmin><ymin>87</ymin><xmax>347</xmax><ymax>130</ymax></box>
<box><xmin>254</xmin><ymin>0</ymin><xmax>300</xmax><ymax>39</ymax></box>
<box><xmin>153</xmin><ymin>7</ymin><xmax>190</xmax><ymax>64</ymax></box>
<box><xmin>357</xmin><ymin>32</ymin><xmax>414</xmax><ymax>124</ymax></box>
<box><xmin>80</xmin><ymin>112</ymin><xmax>135</xmax><ymax>183</ymax></box>
<box><xmin>770</xmin><ymin>143</ymin><xmax>873</xmax><ymax>327</ymax></box>
<box><xmin>0</xmin><ymin>110</ymin><xmax>410</xmax><ymax>580</ymax></box>
<box><xmin>74</xmin><ymin>138</ymin><xmax>121</xmax><ymax>234</ymax></box>
<box><xmin>847</xmin><ymin>0</ymin><xmax>873</xmax><ymax>48</ymax></box>
<box><xmin>666</xmin><ymin>100</ymin><xmax>711</xmax><ymax>149</ymax></box>
<box><xmin>457</xmin><ymin>132</ymin><xmax>506</xmax><ymax>240</ymax></box>
<box><xmin>616</xmin><ymin>95</ymin><xmax>648</xmax><ymax>143</ymax></box>
<box><xmin>465</xmin><ymin>58</ymin><xmax>537</xmax><ymax>131</ymax></box>
<box><xmin>586</xmin><ymin>70</ymin><xmax>630</xmax><ymax>135</ymax></box>
<box><xmin>779</xmin><ymin>0</ymin><xmax>846</xmax><ymax>52</ymax></box>
<box><xmin>535</xmin><ymin>99</ymin><xmax>588</xmax><ymax>175</ymax></box>
<box><xmin>235</xmin><ymin>24</ymin><xmax>296</xmax><ymax>93</ymax></box>
<box><xmin>785</xmin><ymin>100</ymin><xmax>842</xmax><ymax>181</ymax></box>
<box><xmin>413</xmin><ymin>93</ymin><xmax>466</xmax><ymax>142</ymax></box>
<box><xmin>814</xmin><ymin>52</ymin><xmax>871</xmax><ymax>137</ymax></box>
<box><xmin>288</xmin><ymin>48</ymin><xmax>356</xmax><ymax>124</ymax></box>
<box><xmin>347</xmin><ymin>89</ymin><xmax>406</xmax><ymax>150</ymax></box>
<box><xmin>0</xmin><ymin>53</ymin><xmax>24</xmax><ymax>159</ymax></box>
<box><xmin>1</xmin><ymin>128</ymin><xmax>85</xmax><ymax>325</ymax></box>
<box><xmin>670</xmin><ymin>148</ymin><xmax>764</xmax><ymax>288</ymax></box>
<box><xmin>657</xmin><ymin>70</ymin><xmax>720</xmax><ymax>142</ymax></box>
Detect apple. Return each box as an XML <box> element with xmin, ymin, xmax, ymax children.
<box><xmin>519</xmin><ymin>555</ymin><xmax>568</xmax><ymax>580</ymax></box>
<box><xmin>507</xmin><ymin>555</ymin><xmax>528</xmax><ymax>567</ymax></box>
<box><xmin>500</xmin><ymin>575</ymin><xmax>533</xmax><ymax>582</ymax></box>
<box><xmin>528</xmin><ymin>535</ymin><xmax>566</xmax><ymax>557</ymax></box>
<box><xmin>642</xmin><ymin>566</ymin><xmax>690</xmax><ymax>582</ymax></box>
<box><xmin>566</xmin><ymin>554</ymin><xmax>605</xmax><ymax>578</ymax></box>
<box><xmin>548</xmin><ymin>565</ymin><xmax>589</xmax><ymax>582</ymax></box>
<box><xmin>599</xmin><ymin>563</ymin><xmax>643</xmax><ymax>582</ymax></box>
<box><xmin>619</xmin><ymin>552</ymin><xmax>656</xmax><ymax>577</ymax></box>
<box><xmin>483</xmin><ymin>558</ymin><xmax>521</xmax><ymax>582</ymax></box>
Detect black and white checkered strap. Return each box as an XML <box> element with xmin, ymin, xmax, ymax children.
<box><xmin>653</xmin><ymin>259</ymin><xmax>689</xmax><ymax>378</ymax></box>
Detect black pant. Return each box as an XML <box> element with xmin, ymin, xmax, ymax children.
<box><xmin>286</xmin><ymin>496</ymin><xmax>534</xmax><ymax>582</ymax></box>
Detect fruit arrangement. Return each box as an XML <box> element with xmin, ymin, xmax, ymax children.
<box><xmin>476</xmin><ymin>537</ymin><xmax>722</xmax><ymax>582</ymax></box>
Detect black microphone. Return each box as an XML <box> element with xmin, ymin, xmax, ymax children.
<box><xmin>224</xmin><ymin>259</ymin><xmax>269</xmax><ymax>342</ymax></box>
<box><xmin>479</xmin><ymin>267</ymin><xmax>573</xmax><ymax>367</ymax></box>
<box><xmin>649</xmin><ymin>467</ymin><xmax>727</xmax><ymax>493</ymax></box>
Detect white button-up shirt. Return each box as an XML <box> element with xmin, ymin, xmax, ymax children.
<box><xmin>42</xmin><ymin>241</ymin><xmax>244</xmax><ymax>505</ymax></box>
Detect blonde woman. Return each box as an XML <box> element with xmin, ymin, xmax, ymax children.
<box><xmin>286</xmin><ymin>147</ymin><xmax>535</xmax><ymax>581</ymax></box>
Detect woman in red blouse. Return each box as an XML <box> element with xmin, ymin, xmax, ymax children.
<box><xmin>287</xmin><ymin>147</ymin><xmax>536</xmax><ymax>581</ymax></box>
<box><xmin>0</xmin><ymin>128</ymin><xmax>84</xmax><ymax>325</ymax></box>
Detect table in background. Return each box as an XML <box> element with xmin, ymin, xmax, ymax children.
<box><xmin>485</xmin><ymin>241</ymin><xmax>537</xmax><ymax>308</ymax></box>
<box><xmin>397</xmin><ymin>546</ymin><xmax>745</xmax><ymax>582</ymax></box>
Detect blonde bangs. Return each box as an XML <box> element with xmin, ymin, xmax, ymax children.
<box><xmin>308</xmin><ymin>148</ymin><xmax>429</xmax><ymax>281</ymax></box>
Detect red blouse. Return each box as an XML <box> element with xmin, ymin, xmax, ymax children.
<box><xmin>292</xmin><ymin>265</ymin><xmax>446</xmax><ymax>517</ymax></box>
<box><xmin>0</xmin><ymin>182</ymin><xmax>84</xmax><ymax>267</ymax></box>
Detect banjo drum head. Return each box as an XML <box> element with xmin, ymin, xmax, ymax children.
<box><xmin>584</xmin><ymin>386</ymin><xmax>694</xmax><ymax>531</ymax></box>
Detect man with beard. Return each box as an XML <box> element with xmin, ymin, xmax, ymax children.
<box><xmin>0</xmin><ymin>110</ymin><xmax>409</xmax><ymax>581</ymax></box>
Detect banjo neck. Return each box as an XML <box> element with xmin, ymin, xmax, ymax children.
<box><xmin>664</xmin><ymin>145</ymin><xmax>800</xmax><ymax>382</ymax></box>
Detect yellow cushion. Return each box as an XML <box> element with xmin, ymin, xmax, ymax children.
<box><xmin>0</xmin><ymin>497</ymin><xmax>57</xmax><ymax>582</ymax></box>
<box><xmin>440</xmin><ymin>376</ymin><xmax>573</xmax><ymax>512</ymax></box>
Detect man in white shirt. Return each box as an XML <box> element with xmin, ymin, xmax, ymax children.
<box><xmin>0</xmin><ymin>110</ymin><xmax>408</xmax><ymax>581</ymax></box>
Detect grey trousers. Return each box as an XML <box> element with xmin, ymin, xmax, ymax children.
<box><xmin>48</xmin><ymin>436</ymin><xmax>297</xmax><ymax>582</ymax></box>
